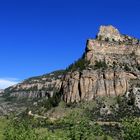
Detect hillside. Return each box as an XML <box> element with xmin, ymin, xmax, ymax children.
<box><xmin>62</xmin><ymin>25</ymin><xmax>140</xmax><ymax>103</ymax></box>
<box><xmin>3</xmin><ymin>70</ymin><xmax>65</xmax><ymax>98</ymax></box>
<box><xmin>0</xmin><ymin>25</ymin><xmax>140</xmax><ymax>140</ymax></box>
<box><xmin>3</xmin><ymin>25</ymin><xmax>140</xmax><ymax>100</ymax></box>
<box><xmin>1</xmin><ymin>25</ymin><xmax>140</xmax><ymax>112</ymax></box>
<box><xmin>0</xmin><ymin>70</ymin><xmax>64</xmax><ymax>115</ymax></box>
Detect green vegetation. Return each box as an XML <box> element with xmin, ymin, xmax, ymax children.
<box><xmin>55</xmin><ymin>110</ymin><xmax>104</xmax><ymax>139</ymax></box>
<box><xmin>121</xmin><ymin>117</ymin><xmax>140</xmax><ymax>140</ymax></box>
<box><xmin>38</xmin><ymin>92</ymin><xmax>62</xmax><ymax>111</ymax></box>
<box><xmin>5</xmin><ymin>114</ymin><xmax>140</xmax><ymax>140</ymax></box>
<box><xmin>3</xmin><ymin>112</ymin><xmax>113</xmax><ymax>140</ymax></box>
<box><xmin>0</xmin><ymin>96</ymin><xmax>140</xmax><ymax>140</ymax></box>
<box><xmin>94</xmin><ymin>60</ymin><xmax>108</xmax><ymax>70</ymax></box>
<box><xmin>0</xmin><ymin>117</ymin><xmax>8</xmax><ymax>140</ymax></box>
<box><xmin>4</xmin><ymin>118</ymin><xmax>38</xmax><ymax>140</ymax></box>
<box><xmin>24</xmin><ymin>70</ymin><xmax>65</xmax><ymax>83</ymax></box>
<box><xmin>124</xmin><ymin>64</ymin><xmax>131</xmax><ymax>71</ymax></box>
<box><xmin>3</xmin><ymin>70</ymin><xmax>65</xmax><ymax>98</ymax></box>
<box><xmin>66</xmin><ymin>55</ymin><xmax>90</xmax><ymax>72</ymax></box>
<box><xmin>66</xmin><ymin>57</ymin><xmax>109</xmax><ymax>72</ymax></box>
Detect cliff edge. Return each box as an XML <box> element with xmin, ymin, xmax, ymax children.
<box><xmin>3</xmin><ymin>25</ymin><xmax>140</xmax><ymax>106</ymax></box>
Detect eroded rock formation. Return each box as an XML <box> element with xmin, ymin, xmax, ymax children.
<box><xmin>62</xmin><ymin>70</ymin><xmax>138</xmax><ymax>103</ymax></box>
<box><xmin>4</xmin><ymin>70</ymin><xmax>64</xmax><ymax>99</ymax></box>
<box><xmin>3</xmin><ymin>25</ymin><xmax>140</xmax><ymax>104</ymax></box>
<box><xmin>62</xmin><ymin>25</ymin><xmax>140</xmax><ymax>103</ymax></box>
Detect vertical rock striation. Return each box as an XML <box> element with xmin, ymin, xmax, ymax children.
<box><xmin>62</xmin><ymin>70</ymin><xmax>137</xmax><ymax>103</ymax></box>
<box><xmin>3</xmin><ymin>25</ymin><xmax>140</xmax><ymax>104</ymax></box>
<box><xmin>62</xmin><ymin>25</ymin><xmax>140</xmax><ymax>103</ymax></box>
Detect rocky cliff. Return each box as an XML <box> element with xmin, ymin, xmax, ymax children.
<box><xmin>4</xmin><ymin>70</ymin><xmax>64</xmax><ymax>99</ymax></box>
<box><xmin>62</xmin><ymin>25</ymin><xmax>140</xmax><ymax>103</ymax></box>
<box><xmin>62</xmin><ymin>70</ymin><xmax>138</xmax><ymax>103</ymax></box>
<box><xmin>3</xmin><ymin>25</ymin><xmax>140</xmax><ymax>105</ymax></box>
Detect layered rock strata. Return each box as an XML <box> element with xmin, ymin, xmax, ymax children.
<box><xmin>3</xmin><ymin>25</ymin><xmax>140</xmax><ymax>104</ymax></box>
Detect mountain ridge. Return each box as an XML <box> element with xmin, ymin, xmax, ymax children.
<box><xmin>62</xmin><ymin>25</ymin><xmax>140</xmax><ymax>103</ymax></box>
<box><xmin>2</xmin><ymin>25</ymin><xmax>140</xmax><ymax>108</ymax></box>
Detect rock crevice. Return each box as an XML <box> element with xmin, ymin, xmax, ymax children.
<box><xmin>3</xmin><ymin>25</ymin><xmax>140</xmax><ymax>104</ymax></box>
<box><xmin>62</xmin><ymin>70</ymin><xmax>135</xmax><ymax>103</ymax></box>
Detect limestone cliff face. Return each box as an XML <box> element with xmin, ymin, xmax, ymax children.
<box><xmin>4</xmin><ymin>70</ymin><xmax>64</xmax><ymax>99</ymax></box>
<box><xmin>62</xmin><ymin>25</ymin><xmax>140</xmax><ymax>103</ymax></box>
<box><xmin>97</xmin><ymin>25</ymin><xmax>122</xmax><ymax>42</ymax></box>
<box><xmin>62</xmin><ymin>70</ymin><xmax>137</xmax><ymax>103</ymax></box>
<box><xmin>86</xmin><ymin>25</ymin><xmax>140</xmax><ymax>65</ymax></box>
<box><xmin>3</xmin><ymin>25</ymin><xmax>140</xmax><ymax>104</ymax></box>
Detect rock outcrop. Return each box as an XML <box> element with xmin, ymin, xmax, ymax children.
<box><xmin>4</xmin><ymin>70</ymin><xmax>64</xmax><ymax>99</ymax></box>
<box><xmin>86</xmin><ymin>25</ymin><xmax>140</xmax><ymax>66</ymax></box>
<box><xmin>62</xmin><ymin>25</ymin><xmax>140</xmax><ymax>103</ymax></box>
<box><xmin>97</xmin><ymin>25</ymin><xmax>122</xmax><ymax>42</ymax></box>
<box><xmin>2</xmin><ymin>25</ymin><xmax>140</xmax><ymax>105</ymax></box>
<box><xmin>62</xmin><ymin>70</ymin><xmax>138</xmax><ymax>103</ymax></box>
<box><xmin>126</xmin><ymin>87</ymin><xmax>140</xmax><ymax>109</ymax></box>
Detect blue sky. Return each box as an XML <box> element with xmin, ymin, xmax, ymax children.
<box><xmin>0</xmin><ymin>0</ymin><xmax>140</xmax><ymax>88</ymax></box>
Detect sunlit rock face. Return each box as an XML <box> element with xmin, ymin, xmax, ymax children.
<box><xmin>97</xmin><ymin>25</ymin><xmax>122</xmax><ymax>42</ymax></box>
<box><xmin>3</xmin><ymin>71</ymin><xmax>64</xmax><ymax>99</ymax></box>
<box><xmin>62</xmin><ymin>25</ymin><xmax>140</xmax><ymax>103</ymax></box>
<box><xmin>62</xmin><ymin>70</ymin><xmax>138</xmax><ymax>103</ymax></box>
<box><xmin>3</xmin><ymin>25</ymin><xmax>140</xmax><ymax>104</ymax></box>
<box><xmin>86</xmin><ymin>25</ymin><xmax>140</xmax><ymax>66</ymax></box>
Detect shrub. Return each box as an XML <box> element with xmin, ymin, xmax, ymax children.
<box><xmin>57</xmin><ymin>111</ymin><xmax>104</xmax><ymax>140</ymax></box>
<box><xmin>94</xmin><ymin>60</ymin><xmax>108</xmax><ymax>70</ymax></box>
<box><xmin>124</xmin><ymin>64</ymin><xmax>131</xmax><ymax>71</ymax></box>
<box><xmin>4</xmin><ymin>118</ymin><xmax>38</xmax><ymax>140</ymax></box>
<box><xmin>121</xmin><ymin>117</ymin><xmax>140</xmax><ymax>140</ymax></box>
<box><xmin>66</xmin><ymin>55</ymin><xmax>90</xmax><ymax>72</ymax></box>
<box><xmin>37</xmin><ymin>92</ymin><xmax>62</xmax><ymax>111</ymax></box>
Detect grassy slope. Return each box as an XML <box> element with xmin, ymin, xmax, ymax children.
<box><xmin>0</xmin><ymin>117</ymin><xmax>8</xmax><ymax>140</ymax></box>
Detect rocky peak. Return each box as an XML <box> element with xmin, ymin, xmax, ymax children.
<box><xmin>62</xmin><ymin>25</ymin><xmax>140</xmax><ymax>103</ymax></box>
<box><xmin>2</xmin><ymin>25</ymin><xmax>140</xmax><ymax>105</ymax></box>
<box><xmin>86</xmin><ymin>25</ymin><xmax>140</xmax><ymax>66</ymax></box>
<box><xmin>97</xmin><ymin>25</ymin><xmax>121</xmax><ymax>42</ymax></box>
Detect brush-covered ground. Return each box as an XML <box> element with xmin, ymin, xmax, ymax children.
<box><xmin>0</xmin><ymin>95</ymin><xmax>140</xmax><ymax>140</ymax></box>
